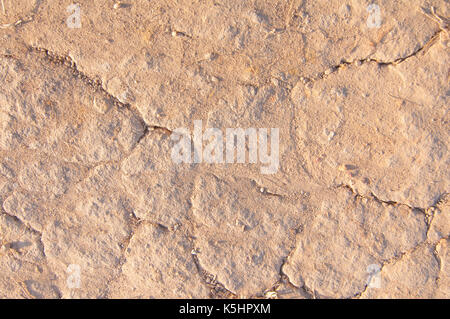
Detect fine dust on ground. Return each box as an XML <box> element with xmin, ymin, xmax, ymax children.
<box><xmin>0</xmin><ymin>1</ymin><xmax>448</xmax><ymax>299</ymax></box>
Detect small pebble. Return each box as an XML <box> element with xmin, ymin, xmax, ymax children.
<box><xmin>204</xmin><ymin>52</ymin><xmax>217</xmax><ymax>61</ymax></box>
<box><xmin>265</xmin><ymin>291</ymin><xmax>277</xmax><ymax>299</ymax></box>
<box><xmin>93</xmin><ymin>96</ymin><xmax>110</xmax><ymax>114</ymax></box>
<box><xmin>210</xmin><ymin>76</ymin><xmax>219</xmax><ymax>83</ymax></box>
<box><xmin>327</xmin><ymin>131</ymin><xmax>335</xmax><ymax>141</ymax></box>
<box><xmin>324</xmin><ymin>68</ymin><xmax>334</xmax><ymax>75</ymax></box>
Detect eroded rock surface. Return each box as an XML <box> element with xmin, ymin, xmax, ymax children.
<box><xmin>0</xmin><ymin>0</ymin><xmax>448</xmax><ymax>298</ymax></box>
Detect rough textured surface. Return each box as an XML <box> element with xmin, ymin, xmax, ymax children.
<box><xmin>0</xmin><ymin>1</ymin><xmax>448</xmax><ymax>298</ymax></box>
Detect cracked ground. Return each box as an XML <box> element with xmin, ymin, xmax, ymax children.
<box><xmin>0</xmin><ymin>0</ymin><xmax>449</xmax><ymax>299</ymax></box>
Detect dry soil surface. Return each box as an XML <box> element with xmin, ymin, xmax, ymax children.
<box><xmin>0</xmin><ymin>0</ymin><xmax>449</xmax><ymax>299</ymax></box>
